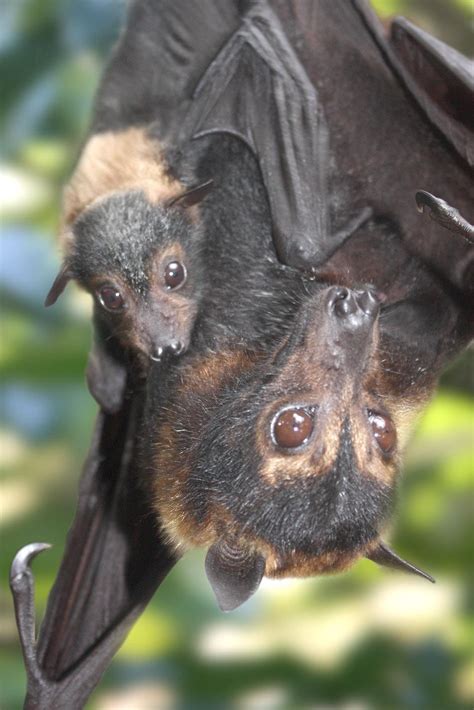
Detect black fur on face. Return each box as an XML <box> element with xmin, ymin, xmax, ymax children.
<box><xmin>152</xmin><ymin>286</ymin><xmax>418</xmax><ymax>578</ymax></box>
<box><xmin>188</xmin><ymin>400</ymin><xmax>394</xmax><ymax>567</ymax></box>
<box><xmin>68</xmin><ymin>189</ymin><xmax>204</xmax><ymax>360</ymax></box>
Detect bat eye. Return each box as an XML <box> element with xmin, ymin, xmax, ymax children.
<box><xmin>272</xmin><ymin>406</ymin><xmax>315</xmax><ymax>449</ymax></box>
<box><xmin>368</xmin><ymin>410</ymin><xmax>396</xmax><ymax>454</ymax></box>
<box><xmin>164</xmin><ymin>261</ymin><xmax>186</xmax><ymax>290</ymax></box>
<box><xmin>97</xmin><ymin>285</ymin><xmax>126</xmax><ymax>312</ymax></box>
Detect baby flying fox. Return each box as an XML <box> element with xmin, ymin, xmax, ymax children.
<box><xmin>46</xmin><ymin>127</ymin><xmax>212</xmax><ymax>411</ymax></box>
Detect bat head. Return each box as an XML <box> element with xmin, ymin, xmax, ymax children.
<box><xmin>45</xmin><ymin>181</ymin><xmax>212</xmax><ymax>363</ymax></box>
<box><xmin>152</xmin><ymin>277</ymin><xmax>452</xmax><ymax>608</ymax></box>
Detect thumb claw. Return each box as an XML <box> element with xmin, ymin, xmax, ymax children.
<box><xmin>10</xmin><ymin>543</ymin><xmax>52</xmax><ymax>675</ymax></box>
<box><xmin>415</xmin><ymin>190</ymin><xmax>474</xmax><ymax>243</ymax></box>
<box><xmin>10</xmin><ymin>543</ymin><xmax>52</xmax><ymax>583</ymax></box>
<box><xmin>415</xmin><ymin>192</ymin><xmax>426</xmax><ymax>213</ymax></box>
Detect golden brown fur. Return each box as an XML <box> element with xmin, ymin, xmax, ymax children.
<box><xmin>61</xmin><ymin>127</ymin><xmax>183</xmax><ymax>237</ymax></box>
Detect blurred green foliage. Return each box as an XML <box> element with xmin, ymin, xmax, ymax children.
<box><xmin>1</xmin><ymin>1</ymin><xmax>473</xmax><ymax>709</ymax></box>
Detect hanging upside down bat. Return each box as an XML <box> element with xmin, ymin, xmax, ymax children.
<box><xmin>10</xmin><ymin>0</ymin><xmax>473</xmax><ymax>707</ymax></box>
<box><xmin>145</xmin><ymin>0</ymin><xmax>473</xmax><ymax>608</ymax></box>
<box><xmin>147</xmin><ymin>137</ymin><xmax>472</xmax><ymax>611</ymax></box>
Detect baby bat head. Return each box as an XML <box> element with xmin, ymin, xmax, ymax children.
<box><xmin>46</xmin><ymin>181</ymin><xmax>212</xmax><ymax>362</ymax></box>
<box><xmin>154</xmin><ymin>285</ymin><xmax>437</xmax><ymax>586</ymax></box>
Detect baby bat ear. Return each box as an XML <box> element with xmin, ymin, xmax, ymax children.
<box><xmin>44</xmin><ymin>263</ymin><xmax>73</xmax><ymax>307</ymax></box>
<box><xmin>366</xmin><ymin>541</ymin><xmax>435</xmax><ymax>583</ymax></box>
<box><xmin>166</xmin><ymin>179</ymin><xmax>214</xmax><ymax>209</ymax></box>
<box><xmin>86</xmin><ymin>340</ymin><xmax>127</xmax><ymax>414</ymax></box>
<box><xmin>205</xmin><ymin>539</ymin><xmax>266</xmax><ymax>612</ymax></box>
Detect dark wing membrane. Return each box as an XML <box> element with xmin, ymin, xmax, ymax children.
<box><xmin>267</xmin><ymin>1</ymin><xmax>473</xmax><ymax>302</ymax></box>
<box><xmin>178</xmin><ymin>2</ymin><xmax>331</xmax><ymax>267</ymax></box>
<box><xmin>91</xmin><ymin>0</ymin><xmax>247</xmax><ymax>134</ymax></box>
<box><xmin>13</xmin><ymin>395</ymin><xmax>178</xmax><ymax>708</ymax></box>
<box><xmin>390</xmin><ymin>17</ymin><xmax>474</xmax><ymax>168</ymax></box>
<box><xmin>179</xmin><ymin>0</ymin><xmax>473</xmax><ymax>275</ymax></box>
<box><xmin>177</xmin><ymin>2</ymin><xmax>375</xmax><ymax>268</ymax></box>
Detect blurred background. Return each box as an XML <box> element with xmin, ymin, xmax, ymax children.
<box><xmin>0</xmin><ymin>1</ymin><xmax>473</xmax><ymax>708</ymax></box>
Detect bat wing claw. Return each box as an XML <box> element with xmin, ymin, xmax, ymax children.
<box><xmin>10</xmin><ymin>542</ymin><xmax>52</xmax><ymax>584</ymax></box>
<box><xmin>415</xmin><ymin>190</ymin><xmax>429</xmax><ymax>213</ymax></box>
<box><xmin>416</xmin><ymin>190</ymin><xmax>474</xmax><ymax>243</ymax></box>
<box><xmin>10</xmin><ymin>543</ymin><xmax>52</xmax><ymax>685</ymax></box>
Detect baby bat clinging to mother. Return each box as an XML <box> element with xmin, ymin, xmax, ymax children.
<box><xmin>45</xmin><ymin>126</ymin><xmax>213</xmax><ymax>413</ymax></box>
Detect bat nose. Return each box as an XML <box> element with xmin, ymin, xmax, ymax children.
<box><xmin>355</xmin><ymin>289</ymin><xmax>381</xmax><ymax>317</ymax></box>
<box><xmin>327</xmin><ymin>287</ymin><xmax>357</xmax><ymax>317</ymax></box>
<box><xmin>169</xmin><ymin>341</ymin><xmax>184</xmax><ymax>355</ymax></box>
<box><xmin>149</xmin><ymin>341</ymin><xmax>185</xmax><ymax>362</ymax></box>
<box><xmin>327</xmin><ymin>287</ymin><xmax>380</xmax><ymax>321</ymax></box>
<box><xmin>150</xmin><ymin>345</ymin><xmax>164</xmax><ymax>362</ymax></box>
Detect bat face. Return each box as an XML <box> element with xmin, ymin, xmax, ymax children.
<box><xmin>152</xmin><ymin>284</ymin><xmax>436</xmax><ymax>584</ymax></box>
<box><xmin>67</xmin><ymin>189</ymin><xmax>203</xmax><ymax>361</ymax></box>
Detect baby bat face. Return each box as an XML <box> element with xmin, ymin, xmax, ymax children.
<box><xmin>51</xmin><ymin>186</ymin><xmax>211</xmax><ymax>362</ymax></box>
<box><xmin>152</xmin><ymin>285</ymin><xmax>434</xmax><ymax>583</ymax></box>
<box><xmin>71</xmin><ymin>190</ymin><xmax>202</xmax><ymax>360</ymax></box>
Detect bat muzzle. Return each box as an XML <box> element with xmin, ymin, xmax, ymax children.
<box><xmin>327</xmin><ymin>286</ymin><xmax>381</xmax><ymax>324</ymax></box>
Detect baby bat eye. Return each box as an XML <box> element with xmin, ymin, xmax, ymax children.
<box><xmin>164</xmin><ymin>261</ymin><xmax>187</xmax><ymax>290</ymax></box>
<box><xmin>97</xmin><ymin>285</ymin><xmax>126</xmax><ymax>312</ymax></box>
<box><xmin>368</xmin><ymin>410</ymin><xmax>397</xmax><ymax>454</ymax></box>
<box><xmin>272</xmin><ymin>406</ymin><xmax>315</xmax><ymax>449</ymax></box>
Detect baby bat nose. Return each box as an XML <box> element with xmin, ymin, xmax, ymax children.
<box><xmin>150</xmin><ymin>346</ymin><xmax>164</xmax><ymax>362</ymax></box>
<box><xmin>149</xmin><ymin>342</ymin><xmax>184</xmax><ymax>362</ymax></box>
<box><xmin>169</xmin><ymin>341</ymin><xmax>184</xmax><ymax>355</ymax></box>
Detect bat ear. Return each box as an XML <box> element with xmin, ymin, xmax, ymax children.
<box><xmin>44</xmin><ymin>263</ymin><xmax>73</xmax><ymax>307</ymax></box>
<box><xmin>390</xmin><ymin>18</ymin><xmax>474</xmax><ymax>167</ymax></box>
<box><xmin>166</xmin><ymin>179</ymin><xmax>214</xmax><ymax>209</ymax></box>
<box><xmin>205</xmin><ymin>539</ymin><xmax>266</xmax><ymax>612</ymax></box>
<box><xmin>86</xmin><ymin>340</ymin><xmax>127</xmax><ymax>413</ymax></box>
<box><xmin>366</xmin><ymin>541</ymin><xmax>435</xmax><ymax>583</ymax></box>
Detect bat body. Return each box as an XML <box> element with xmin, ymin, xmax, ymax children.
<box><xmin>148</xmin><ymin>135</ymin><xmax>472</xmax><ymax>610</ymax></box>
<box><xmin>45</xmin><ymin>126</ymin><xmax>213</xmax><ymax>413</ymax></box>
<box><xmin>43</xmin><ymin>0</ymin><xmax>252</xmax><ymax>413</ymax></box>
<box><xmin>11</xmin><ymin>1</ymin><xmax>474</xmax><ymax>705</ymax></box>
<box><xmin>180</xmin><ymin>135</ymin><xmax>302</xmax><ymax>351</ymax></box>
<box><xmin>140</xmin><ymin>1</ymin><xmax>473</xmax><ymax>611</ymax></box>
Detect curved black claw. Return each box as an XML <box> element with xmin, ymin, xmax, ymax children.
<box><xmin>416</xmin><ymin>190</ymin><xmax>474</xmax><ymax>244</ymax></box>
<box><xmin>10</xmin><ymin>543</ymin><xmax>52</xmax><ymax>675</ymax></box>
<box><xmin>366</xmin><ymin>540</ymin><xmax>435</xmax><ymax>584</ymax></box>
